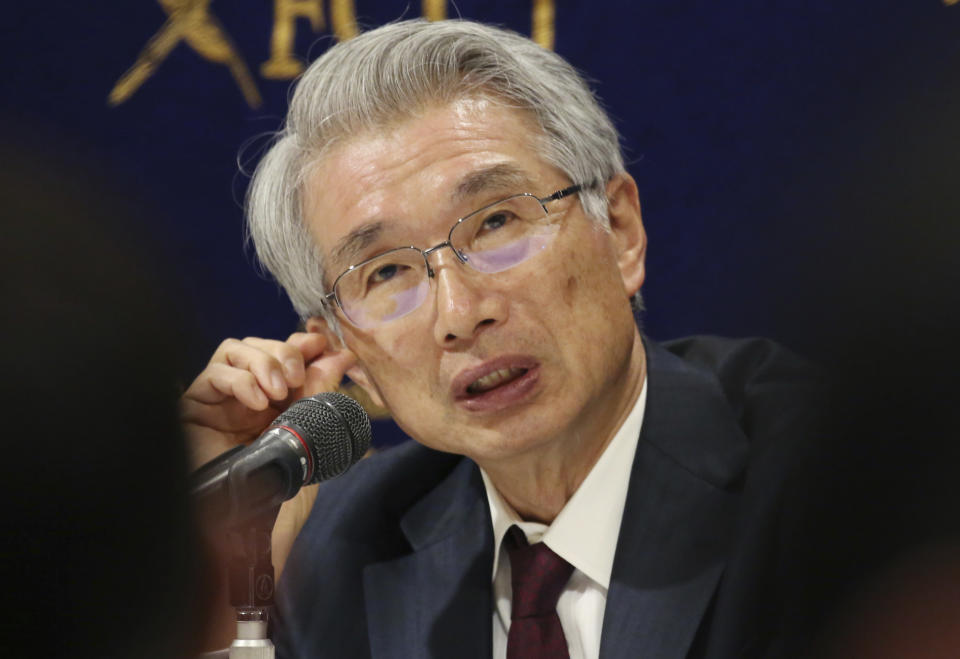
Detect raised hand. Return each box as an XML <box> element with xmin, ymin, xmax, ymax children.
<box><xmin>180</xmin><ymin>332</ymin><xmax>356</xmax><ymax>469</ymax></box>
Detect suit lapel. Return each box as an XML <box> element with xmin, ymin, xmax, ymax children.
<box><xmin>363</xmin><ymin>457</ymin><xmax>493</xmax><ymax>659</ymax></box>
<box><xmin>600</xmin><ymin>340</ymin><xmax>750</xmax><ymax>659</ymax></box>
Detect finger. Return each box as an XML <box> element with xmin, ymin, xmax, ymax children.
<box><xmin>279</xmin><ymin>333</ymin><xmax>331</xmax><ymax>388</ymax></box>
<box><xmin>218</xmin><ymin>340</ymin><xmax>292</xmax><ymax>400</ymax></box>
<box><xmin>237</xmin><ymin>336</ymin><xmax>317</xmax><ymax>389</ymax></box>
<box><xmin>210</xmin><ymin>337</ymin><xmax>308</xmax><ymax>393</ymax></box>
<box><xmin>302</xmin><ymin>349</ymin><xmax>357</xmax><ymax>397</ymax></box>
<box><xmin>184</xmin><ymin>363</ymin><xmax>270</xmax><ymax>410</ymax></box>
<box><xmin>286</xmin><ymin>332</ymin><xmax>329</xmax><ymax>362</ymax></box>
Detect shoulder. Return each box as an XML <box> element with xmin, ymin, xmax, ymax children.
<box><xmin>660</xmin><ymin>335</ymin><xmax>815</xmax><ymax>386</ymax></box>
<box><xmin>656</xmin><ymin>335</ymin><xmax>823</xmax><ymax>445</ymax></box>
<box><xmin>645</xmin><ymin>338</ymin><xmax>827</xmax><ymax>654</ymax></box>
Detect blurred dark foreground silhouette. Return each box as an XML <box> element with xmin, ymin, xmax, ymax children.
<box><xmin>0</xmin><ymin>138</ymin><xmax>209</xmax><ymax>659</ymax></box>
<box><xmin>767</xmin><ymin>80</ymin><xmax>960</xmax><ymax>656</ymax></box>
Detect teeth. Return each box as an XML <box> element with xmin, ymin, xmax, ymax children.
<box><xmin>467</xmin><ymin>367</ymin><xmax>527</xmax><ymax>394</ymax></box>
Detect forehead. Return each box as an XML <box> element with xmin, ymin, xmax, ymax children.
<box><xmin>302</xmin><ymin>99</ymin><xmax>557</xmax><ymax>268</ymax></box>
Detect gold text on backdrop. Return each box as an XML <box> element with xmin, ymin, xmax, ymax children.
<box><xmin>109</xmin><ymin>0</ymin><xmax>262</xmax><ymax>107</ymax></box>
<box><xmin>109</xmin><ymin>1</ymin><xmax>557</xmax><ymax>108</ymax></box>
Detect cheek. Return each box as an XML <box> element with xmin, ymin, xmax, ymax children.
<box><xmin>563</xmin><ymin>274</ymin><xmax>579</xmax><ymax>308</ymax></box>
<box><xmin>551</xmin><ymin>234</ymin><xmax>631</xmax><ymax>350</ymax></box>
<box><xmin>556</xmin><ymin>231</ymin><xmax>616</xmax><ymax>310</ymax></box>
<box><xmin>353</xmin><ymin>329</ymin><xmax>435</xmax><ymax>399</ymax></box>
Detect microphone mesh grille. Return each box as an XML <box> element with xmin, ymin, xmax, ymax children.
<box><xmin>273</xmin><ymin>392</ymin><xmax>372</xmax><ymax>483</ymax></box>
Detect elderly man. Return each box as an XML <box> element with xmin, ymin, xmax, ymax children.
<box><xmin>183</xmin><ymin>19</ymin><xmax>816</xmax><ymax>659</ymax></box>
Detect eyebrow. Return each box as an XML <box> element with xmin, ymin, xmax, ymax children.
<box><xmin>328</xmin><ymin>164</ymin><xmax>534</xmax><ymax>270</ymax></box>
<box><xmin>330</xmin><ymin>220</ymin><xmax>388</xmax><ymax>273</ymax></box>
<box><xmin>452</xmin><ymin>163</ymin><xmax>533</xmax><ymax>203</ymax></box>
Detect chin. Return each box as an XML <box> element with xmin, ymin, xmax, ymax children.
<box><xmin>466</xmin><ymin>426</ymin><xmax>561</xmax><ymax>464</ymax></box>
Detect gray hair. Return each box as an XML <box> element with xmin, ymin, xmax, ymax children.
<box><xmin>246</xmin><ymin>19</ymin><xmax>638</xmax><ymax>323</ymax></box>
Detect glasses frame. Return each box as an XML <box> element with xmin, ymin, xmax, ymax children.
<box><xmin>322</xmin><ymin>182</ymin><xmax>592</xmax><ymax>327</ymax></box>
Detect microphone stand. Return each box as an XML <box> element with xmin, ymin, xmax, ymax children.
<box><xmin>227</xmin><ymin>509</ymin><xmax>278</xmax><ymax>659</ymax></box>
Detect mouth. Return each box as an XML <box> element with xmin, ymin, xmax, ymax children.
<box><xmin>452</xmin><ymin>356</ymin><xmax>541</xmax><ymax>413</ymax></box>
<box><xmin>466</xmin><ymin>367</ymin><xmax>529</xmax><ymax>394</ymax></box>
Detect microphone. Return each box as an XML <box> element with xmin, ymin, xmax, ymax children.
<box><xmin>191</xmin><ymin>392</ymin><xmax>372</xmax><ymax>528</ymax></box>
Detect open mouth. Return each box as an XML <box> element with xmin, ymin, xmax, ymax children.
<box><xmin>466</xmin><ymin>367</ymin><xmax>529</xmax><ymax>395</ymax></box>
<box><xmin>453</xmin><ymin>357</ymin><xmax>540</xmax><ymax>412</ymax></box>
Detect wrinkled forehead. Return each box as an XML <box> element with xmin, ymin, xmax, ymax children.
<box><xmin>300</xmin><ymin>99</ymin><xmax>554</xmax><ymax>270</ymax></box>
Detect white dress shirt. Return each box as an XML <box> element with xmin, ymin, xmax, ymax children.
<box><xmin>480</xmin><ymin>375</ymin><xmax>648</xmax><ymax>659</ymax></box>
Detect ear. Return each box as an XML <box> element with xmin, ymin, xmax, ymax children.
<box><xmin>304</xmin><ymin>316</ymin><xmax>386</xmax><ymax>409</ymax></box>
<box><xmin>605</xmin><ymin>173</ymin><xmax>646</xmax><ymax>297</ymax></box>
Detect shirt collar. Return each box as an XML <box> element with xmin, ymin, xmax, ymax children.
<box><xmin>481</xmin><ymin>374</ymin><xmax>647</xmax><ymax>588</ymax></box>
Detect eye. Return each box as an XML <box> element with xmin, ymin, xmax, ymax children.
<box><xmin>479</xmin><ymin>211</ymin><xmax>515</xmax><ymax>233</ymax></box>
<box><xmin>368</xmin><ymin>262</ymin><xmax>404</xmax><ymax>285</ymax></box>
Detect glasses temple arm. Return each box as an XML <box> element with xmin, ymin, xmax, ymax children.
<box><xmin>540</xmin><ymin>180</ymin><xmax>602</xmax><ymax>204</ymax></box>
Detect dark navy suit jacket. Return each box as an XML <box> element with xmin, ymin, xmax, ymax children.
<box><xmin>273</xmin><ymin>336</ymin><xmax>821</xmax><ymax>658</ymax></box>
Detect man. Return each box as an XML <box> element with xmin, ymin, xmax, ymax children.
<box><xmin>182</xmin><ymin>20</ymin><xmax>818</xmax><ymax>658</ymax></box>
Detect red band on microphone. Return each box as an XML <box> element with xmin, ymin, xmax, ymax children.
<box><xmin>271</xmin><ymin>424</ymin><xmax>313</xmax><ymax>483</ymax></box>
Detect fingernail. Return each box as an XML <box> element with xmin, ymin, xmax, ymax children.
<box><xmin>271</xmin><ymin>371</ymin><xmax>286</xmax><ymax>393</ymax></box>
<box><xmin>253</xmin><ymin>388</ymin><xmax>269</xmax><ymax>408</ymax></box>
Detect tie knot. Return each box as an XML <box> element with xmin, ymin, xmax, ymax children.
<box><xmin>506</xmin><ymin>528</ymin><xmax>574</xmax><ymax>619</ymax></box>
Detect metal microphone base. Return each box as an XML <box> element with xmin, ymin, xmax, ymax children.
<box><xmin>229</xmin><ymin>609</ymin><xmax>274</xmax><ymax>659</ymax></box>
<box><xmin>227</xmin><ymin>514</ymin><xmax>279</xmax><ymax>659</ymax></box>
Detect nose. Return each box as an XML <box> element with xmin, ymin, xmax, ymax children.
<box><xmin>428</xmin><ymin>249</ymin><xmax>507</xmax><ymax>348</ymax></box>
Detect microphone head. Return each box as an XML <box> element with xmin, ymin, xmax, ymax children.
<box><xmin>272</xmin><ymin>392</ymin><xmax>372</xmax><ymax>483</ymax></box>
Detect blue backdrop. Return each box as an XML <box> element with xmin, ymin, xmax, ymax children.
<box><xmin>4</xmin><ymin>1</ymin><xmax>958</xmax><ymax>446</ymax></box>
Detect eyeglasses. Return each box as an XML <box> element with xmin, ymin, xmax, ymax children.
<box><xmin>322</xmin><ymin>183</ymin><xmax>592</xmax><ymax>328</ymax></box>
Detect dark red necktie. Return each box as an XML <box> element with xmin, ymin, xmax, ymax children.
<box><xmin>505</xmin><ymin>527</ymin><xmax>575</xmax><ymax>659</ymax></box>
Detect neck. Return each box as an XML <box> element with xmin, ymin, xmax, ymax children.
<box><xmin>478</xmin><ymin>332</ymin><xmax>647</xmax><ymax>523</ymax></box>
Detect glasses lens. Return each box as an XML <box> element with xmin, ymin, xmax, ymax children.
<box><xmin>452</xmin><ymin>194</ymin><xmax>560</xmax><ymax>273</ymax></box>
<box><xmin>335</xmin><ymin>248</ymin><xmax>429</xmax><ymax>328</ymax></box>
